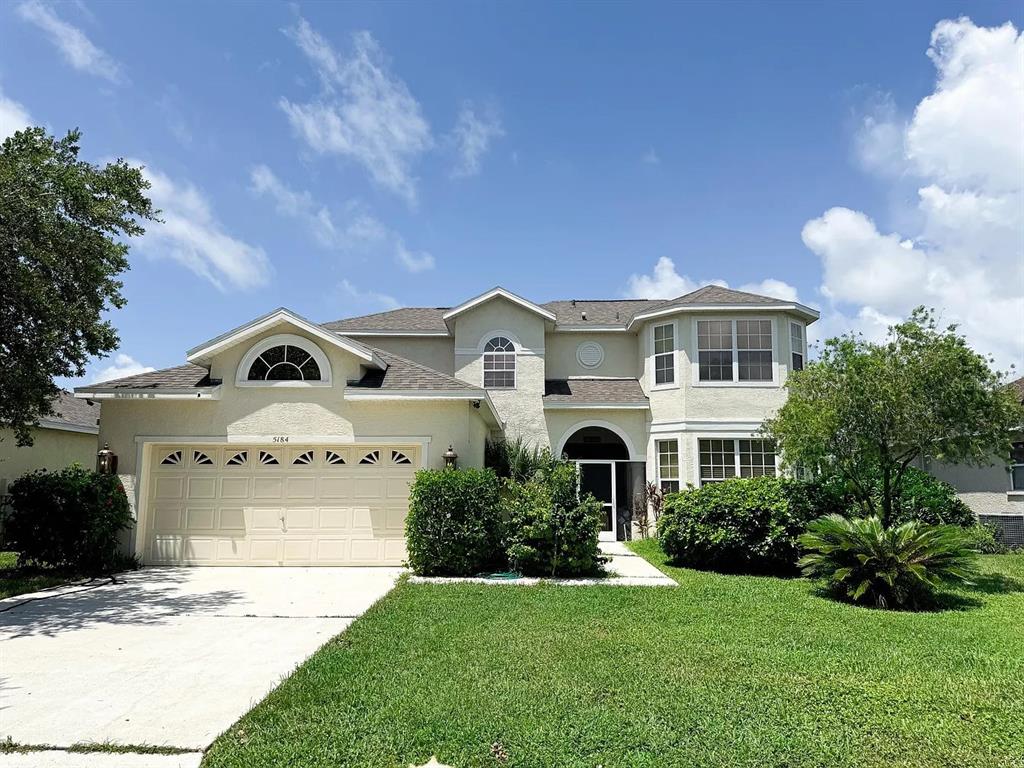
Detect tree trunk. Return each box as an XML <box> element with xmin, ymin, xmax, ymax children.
<box><xmin>881</xmin><ymin>466</ymin><xmax>892</xmax><ymax>529</ymax></box>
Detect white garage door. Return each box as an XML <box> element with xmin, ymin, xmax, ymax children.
<box><xmin>145</xmin><ymin>444</ymin><xmax>418</xmax><ymax>565</ymax></box>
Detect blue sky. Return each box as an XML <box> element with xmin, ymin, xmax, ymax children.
<box><xmin>1</xmin><ymin>1</ymin><xmax>1021</xmax><ymax>383</ymax></box>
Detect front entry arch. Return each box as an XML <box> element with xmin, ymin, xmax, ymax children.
<box><xmin>558</xmin><ymin>425</ymin><xmax>646</xmax><ymax>542</ymax></box>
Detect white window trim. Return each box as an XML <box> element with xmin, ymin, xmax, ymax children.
<box><xmin>651</xmin><ymin>320</ymin><xmax>679</xmax><ymax>391</ymax></box>
<box><xmin>691</xmin><ymin>316</ymin><xmax>779</xmax><ymax>387</ymax></box>
<box><xmin>692</xmin><ymin>434</ymin><xmax>780</xmax><ymax>486</ymax></box>
<box><xmin>481</xmin><ymin>333</ymin><xmax>518</xmax><ymax>390</ymax></box>
<box><xmin>789</xmin><ymin>320</ymin><xmax>806</xmax><ymax>375</ymax></box>
<box><xmin>655</xmin><ymin>437</ymin><xmax>681</xmax><ymax>492</ymax></box>
<box><xmin>236</xmin><ymin>333</ymin><xmax>333</xmax><ymax>388</ymax></box>
<box><xmin>1010</xmin><ymin>440</ymin><xmax>1024</xmax><ymax>494</ymax></box>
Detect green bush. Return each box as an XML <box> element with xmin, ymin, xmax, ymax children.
<box><xmin>503</xmin><ymin>462</ymin><xmax>603</xmax><ymax>577</ymax></box>
<box><xmin>3</xmin><ymin>465</ymin><xmax>134</xmax><ymax>573</ymax></box>
<box><xmin>799</xmin><ymin>515</ymin><xmax>978</xmax><ymax>609</ymax></box>
<box><xmin>960</xmin><ymin>522</ymin><xmax>1009</xmax><ymax>554</ymax></box>
<box><xmin>405</xmin><ymin>468</ymin><xmax>503</xmax><ymax>576</ymax></box>
<box><xmin>657</xmin><ymin>476</ymin><xmax>824</xmax><ymax>575</ymax></box>
<box><xmin>818</xmin><ymin>466</ymin><xmax>975</xmax><ymax>527</ymax></box>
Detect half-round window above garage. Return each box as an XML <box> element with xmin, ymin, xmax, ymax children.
<box><xmin>246</xmin><ymin>344</ymin><xmax>322</xmax><ymax>381</ymax></box>
<box><xmin>576</xmin><ymin>341</ymin><xmax>605</xmax><ymax>369</ymax></box>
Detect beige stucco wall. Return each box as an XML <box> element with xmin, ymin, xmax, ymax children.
<box><xmin>925</xmin><ymin>458</ymin><xmax>1024</xmax><ymax>517</ymax></box>
<box><xmin>0</xmin><ymin>427</ymin><xmax>98</xmax><ymax>493</ymax></box>
<box><xmin>354</xmin><ymin>336</ymin><xmax>455</xmax><ymax>375</ymax></box>
<box><xmin>544</xmin><ymin>332</ymin><xmax>639</xmax><ymax>379</ymax></box>
<box><xmin>452</xmin><ymin>297</ymin><xmax>550</xmax><ymax>449</ymax></box>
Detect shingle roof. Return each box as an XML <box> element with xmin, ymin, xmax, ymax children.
<box><xmin>541</xmin><ymin>300</ymin><xmax>658</xmax><ymax>326</ymax></box>
<box><xmin>543</xmin><ymin>378</ymin><xmax>648</xmax><ymax>405</ymax></box>
<box><xmin>1011</xmin><ymin>376</ymin><xmax>1024</xmax><ymax>404</ymax></box>
<box><xmin>348</xmin><ymin>346</ymin><xmax>483</xmax><ymax>392</ymax></box>
<box><xmin>323</xmin><ymin>308</ymin><xmax>449</xmax><ymax>333</ymax></box>
<box><xmin>324</xmin><ymin>285</ymin><xmax>802</xmax><ymax>333</ymax></box>
<box><xmin>43</xmin><ymin>390</ymin><xmax>99</xmax><ymax>430</ymax></box>
<box><xmin>87</xmin><ymin>363</ymin><xmax>216</xmax><ymax>390</ymax></box>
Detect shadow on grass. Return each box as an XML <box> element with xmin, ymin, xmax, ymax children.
<box><xmin>806</xmin><ymin>571</ymin><xmax>1024</xmax><ymax>614</ymax></box>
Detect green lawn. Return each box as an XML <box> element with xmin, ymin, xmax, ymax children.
<box><xmin>0</xmin><ymin>551</ymin><xmax>85</xmax><ymax>599</ymax></box>
<box><xmin>203</xmin><ymin>544</ymin><xmax>1024</xmax><ymax>768</ymax></box>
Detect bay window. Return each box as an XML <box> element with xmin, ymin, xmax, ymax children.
<box><xmin>699</xmin><ymin>438</ymin><xmax>777</xmax><ymax>485</ymax></box>
<box><xmin>697</xmin><ymin>319</ymin><xmax>775</xmax><ymax>383</ymax></box>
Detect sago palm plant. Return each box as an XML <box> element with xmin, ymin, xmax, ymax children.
<box><xmin>798</xmin><ymin>515</ymin><xmax>978</xmax><ymax>609</ymax></box>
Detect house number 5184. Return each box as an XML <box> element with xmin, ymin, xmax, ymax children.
<box><xmin>272</xmin><ymin>436</ymin><xmax>290</xmax><ymax>443</ymax></box>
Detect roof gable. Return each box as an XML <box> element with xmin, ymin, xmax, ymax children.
<box><xmin>442</xmin><ymin>287</ymin><xmax>556</xmax><ymax>324</ymax></box>
<box><xmin>186</xmin><ymin>308</ymin><xmax>385</xmax><ymax>368</ymax></box>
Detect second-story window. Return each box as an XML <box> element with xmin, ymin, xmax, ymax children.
<box><xmin>697</xmin><ymin>319</ymin><xmax>775</xmax><ymax>383</ymax></box>
<box><xmin>790</xmin><ymin>322</ymin><xmax>805</xmax><ymax>372</ymax></box>
<box><xmin>483</xmin><ymin>336</ymin><xmax>516</xmax><ymax>388</ymax></box>
<box><xmin>737</xmin><ymin>319</ymin><xmax>773</xmax><ymax>381</ymax></box>
<box><xmin>653</xmin><ymin>323</ymin><xmax>676</xmax><ymax>385</ymax></box>
<box><xmin>697</xmin><ymin>320</ymin><xmax>733</xmax><ymax>381</ymax></box>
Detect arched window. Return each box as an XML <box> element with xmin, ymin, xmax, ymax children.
<box><xmin>237</xmin><ymin>334</ymin><xmax>331</xmax><ymax>386</ymax></box>
<box><xmin>483</xmin><ymin>336</ymin><xmax>516</xmax><ymax>389</ymax></box>
<box><xmin>247</xmin><ymin>344</ymin><xmax>321</xmax><ymax>381</ymax></box>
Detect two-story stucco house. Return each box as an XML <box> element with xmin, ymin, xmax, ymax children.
<box><xmin>74</xmin><ymin>285</ymin><xmax>819</xmax><ymax>566</ymax></box>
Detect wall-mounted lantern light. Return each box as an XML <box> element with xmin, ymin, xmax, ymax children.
<box><xmin>442</xmin><ymin>445</ymin><xmax>458</xmax><ymax>470</ymax></box>
<box><xmin>96</xmin><ymin>443</ymin><xmax>118</xmax><ymax>475</ymax></box>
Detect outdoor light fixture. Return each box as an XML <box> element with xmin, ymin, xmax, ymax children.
<box><xmin>96</xmin><ymin>443</ymin><xmax>118</xmax><ymax>475</ymax></box>
<box><xmin>443</xmin><ymin>445</ymin><xmax>458</xmax><ymax>469</ymax></box>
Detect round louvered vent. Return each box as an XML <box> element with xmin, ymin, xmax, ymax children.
<box><xmin>576</xmin><ymin>341</ymin><xmax>605</xmax><ymax>369</ymax></box>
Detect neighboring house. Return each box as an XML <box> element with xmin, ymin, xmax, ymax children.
<box><xmin>74</xmin><ymin>285</ymin><xmax>818</xmax><ymax>566</ymax></box>
<box><xmin>0</xmin><ymin>390</ymin><xmax>100</xmax><ymax>498</ymax></box>
<box><xmin>920</xmin><ymin>376</ymin><xmax>1024</xmax><ymax>546</ymax></box>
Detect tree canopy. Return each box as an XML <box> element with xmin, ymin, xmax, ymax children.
<box><xmin>0</xmin><ymin>127</ymin><xmax>156</xmax><ymax>445</ymax></box>
<box><xmin>764</xmin><ymin>308</ymin><xmax>1024</xmax><ymax>527</ymax></box>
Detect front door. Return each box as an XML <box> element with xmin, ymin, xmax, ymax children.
<box><xmin>578</xmin><ymin>461</ymin><xmax>615</xmax><ymax>542</ymax></box>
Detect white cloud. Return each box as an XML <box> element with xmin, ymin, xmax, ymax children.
<box><xmin>395</xmin><ymin>240</ymin><xmax>435</xmax><ymax>273</ymax></box>
<box><xmin>450</xmin><ymin>103</ymin><xmax>503</xmax><ymax>178</ymax></box>
<box><xmin>281</xmin><ymin>19</ymin><xmax>432</xmax><ymax>204</ymax></box>
<box><xmin>853</xmin><ymin>93</ymin><xmax>906</xmax><ymax>175</ymax></box>
<box><xmin>642</xmin><ymin>148</ymin><xmax>661</xmax><ymax>166</ymax></box>
<box><xmin>93</xmin><ymin>353</ymin><xmax>154</xmax><ymax>383</ymax></box>
<box><xmin>249</xmin><ymin>164</ymin><xmax>387</xmax><ymax>251</ymax></box>
<box><xmin>625</xmin><ymin>256</ymin><xmax>795</xmax><ymax>303</ymax></box>
<box><xmin>339</xmin><ymin>279</ymin><xmax>399</xmax><ymax>311</ymax></box>
<box><xmin>0</xmin><ymin>88</ymin><xmax>32</xmax><ymax>140</ymax></box>
<box><xmin>806</xmin><ymin>17</ymin><xmax>1023</xmax><ymax>371</ymax></box>
<box><xmin>17</xmin><ymin>0</ymin><xmax>123</xmax><ymax>83</ymax></box>
<box><xmin>131</xmin><ymin>161</ymin><xmax>271</xmax><ymax>291</ymax></box>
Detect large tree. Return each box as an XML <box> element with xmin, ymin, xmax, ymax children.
<box><xmin>764</xmin><ymin>308</ymin><xmax>1024</xmax><ymax>527</ymax></box>
<box><xmin>0</xmin><ymin>127</ymin><xmax>156</xmax><ymax>445</ymax></box>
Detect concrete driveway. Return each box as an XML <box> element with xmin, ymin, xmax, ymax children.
<box><xmin>0</xmin><ymin>567</ymin><xmax>402</xmax><ymax>757</ymax></box>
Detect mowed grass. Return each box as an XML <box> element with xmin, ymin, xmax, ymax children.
<box><xmin>0</xmin><ymin>551</ymin><xmax>84</xmax><ymax>599</ymax></box>
<box><xmin>203</xmin><ymin>543</ymin><xmax>1024</xmax><ymax>768</ymax></box>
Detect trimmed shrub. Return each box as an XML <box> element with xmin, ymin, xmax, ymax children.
<box><xmin>503</xmin><ymin>462</ymin><xmax>603</xmax><ymax>577</ymax></box>
<box><xmin>799</xmin><ymin>515</ymin><xmax>978</xmax><ymax>609</ymax></box>
<box><xmin>405</xmin><ymin>468</ymin><xmax>502</xmax><ymax>576</ymax></box>
<box><xmin>657</xmin><ymin>476</ymin><xmax>822</xmax><ymax>575</ymax></box>
<box><xmin>3</xmin><ymin>465</ymin><xmax>134</xmax><ymax>573</ymax></box>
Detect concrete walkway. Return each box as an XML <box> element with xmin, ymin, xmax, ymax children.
<box><xmin>409</xmin><ymin>541</ymin><xmax>676</xmax><ymax>586</ymax></box>
<box><xmin>0</xmin><ymin>567</ymin><xmax>402</xmax><ymax>762</ymax></box>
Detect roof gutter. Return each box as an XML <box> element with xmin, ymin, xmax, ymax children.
<box><xmin>626</xmin><ymin>302</ymin><xmax>820</xmax><ymax>329</ymax></box>
<box><xmin>345</xmin><ymin>389</ymin><xmax>503</xmax><ymax>429</ymax></box>
<box><xmin>73</xmin><ymin>386</ymin><xmax>223</xmax><ymax>401</ymax></box>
